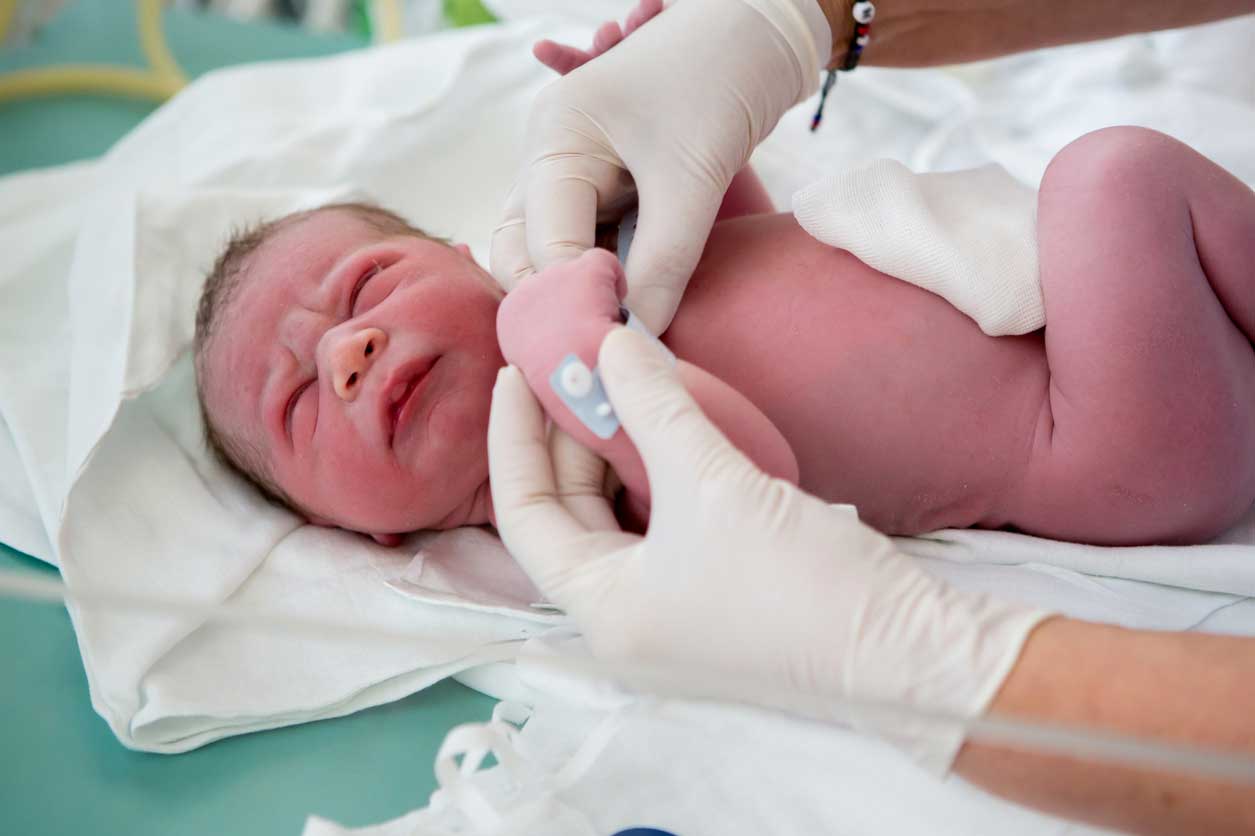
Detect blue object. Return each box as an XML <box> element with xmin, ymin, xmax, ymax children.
<box><xmin>550</xmin><ymin>353</ymin><xmax>621</xmax><ymax>440</ymax></box>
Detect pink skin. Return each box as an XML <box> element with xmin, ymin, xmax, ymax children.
<box><xmin>496</xmin><ymin>248</ymin><xmax>800</xmax><ymax>528</ymax></box>
<box><xmin>531</xmin><ymin>0</ymin><xmax>663</xmax><ymax>75</ymax></box>
<box><xmin>508</xmin><ymin>127</ymin><xmax>1255</xmax><ymax>546</ymax></box>
<box><xmin>525</xmin><ymin>6</ymin><xmax>1255</xmax><ymax>545</ymax></box>
<box><xmin>197</xmin><ymin>4</ymin><xmax>715</xmax><ymax>546</ymax></box>
<box><xmin>201</xmin><ymin>210</ymin><xmax>504</xmax><ymax>545</ymax></box>
<box><xmin>206</xmin><ymin>5</ymin><xmax>1255</xmax><ymax>547</ymax></box>
<box><xmin>1021</xmin><ymin>127</ymin><xmax>1255</xmax><ymax>543</ymax></box>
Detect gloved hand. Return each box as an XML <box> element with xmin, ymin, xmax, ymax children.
<box><xmin>490</xmin><ymin>0</ymin><xmax>832</xmax><ymax>334</ymax></box>
<box><xmin>488</xmin><ymin>327</ymin><xmax>1051</xmax><ymax>773</ymax></box>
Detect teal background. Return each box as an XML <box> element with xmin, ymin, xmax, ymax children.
<box><xmin>0</xmin><ymin>2</ymin><xmax>501</xmax><ymax>833</ymax></box>
<box><xmin>0</xmin><ymin>0</ymin><xmax>497</xmax><ymax>175</ymax></box>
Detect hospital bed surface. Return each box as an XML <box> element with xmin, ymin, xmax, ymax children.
<box><xmin>0</xmin><ymin>4</ymin><xmax>496</xmax><ymax>833</ymax></box>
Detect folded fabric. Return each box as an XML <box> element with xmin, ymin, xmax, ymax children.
<box><xmin>305</xmin><ymin>571</ymin><xmax>1255</xmax><ymax>836</ymax></box>
<box><xmin>0</xmin><ymin>160</ymin><xmax>101</xmax><ymax>563</ymax></box>
<box><xmin>0</xmin><ymin>20</ymin><xmax>595</xmax><ymax>752</ymax></box>
<box><xmin>794</xmin><ymin>160</ymin><xmax>1043</xmax><ymax>336</ymax></box>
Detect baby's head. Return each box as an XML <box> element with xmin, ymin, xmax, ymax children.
<box><xmin>194</xmin><ymin>203</ymin><xmax>505</xmax><ymax>544</ymax></box>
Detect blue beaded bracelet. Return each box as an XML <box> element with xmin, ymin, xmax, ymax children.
<box><xmin>810</xmin><ymin>0</ymin><xmax>876</xmax><ymax>131</ymax></box>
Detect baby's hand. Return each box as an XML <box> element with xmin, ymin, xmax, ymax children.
<box><xmin>532</xmin><ymin>0</ymin><xmax>664</xmax><ymax>76</ymax></box>
<box><xmin>497</xmin><ymin>248</ymin><xmax>628</xmax><ymax>378</ymax></box>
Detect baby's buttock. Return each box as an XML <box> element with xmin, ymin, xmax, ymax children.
<box><xmin>664</xmin><ymin>213</ymin><xmax>1051</xmax><ymax>535</ymax></box>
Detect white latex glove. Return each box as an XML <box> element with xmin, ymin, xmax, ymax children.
<box><xmin>490</xmin><ymin>0</ymin><xmax>832</xmax><ymax>334</ymax></box>
<box><xmin>488</xmin><ymin>328</ymin><xmax>1052</xmax><ymax>773</ymax></box>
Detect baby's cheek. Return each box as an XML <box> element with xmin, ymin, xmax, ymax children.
<box><xmin>428</xmin><ymin>371</ymin><xmax>495</xmax><ymax>460</ymax></box>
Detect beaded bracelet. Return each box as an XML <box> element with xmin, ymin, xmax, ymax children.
<box><xmin>810</xmin><ymin>0</ymin><xmax>876</xmax><ymax>131</ymax></box>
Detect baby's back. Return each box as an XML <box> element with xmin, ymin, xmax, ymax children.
<box><xmin>664</xmin><ymin>212</ymin><xmax>1050</xmax><ymax>535</ymax></box>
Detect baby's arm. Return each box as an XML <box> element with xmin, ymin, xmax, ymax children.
<box><xmin>533</xmin><ymin>0</ymin><xmax>774</xmax><ymax>221</ymax></box>
<box><xmin>497</xmin><ymin>249</ymin><xmax>798</xmax><ymax>524</ymax></box>
<box><xmin>719</xmin><ymin>168</ymin><xmax>775</xmax><ymax>220</ymax></box>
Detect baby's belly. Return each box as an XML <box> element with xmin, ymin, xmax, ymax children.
<box><xmin>663</xmin><ymin>213</ymin><xmax>1050</xmax><ymax>535</ymax></box>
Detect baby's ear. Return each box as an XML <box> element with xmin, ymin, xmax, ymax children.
<box><xmin>370</xmin><ymin>532</ymin><xmax>404</xmax><ymax>547</ymax></box>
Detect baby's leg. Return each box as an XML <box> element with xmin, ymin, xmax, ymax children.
<box><xmin>1017</xmin><ymin>127</ymin><xmax>1255</xmax><ymax>545</ymax></box>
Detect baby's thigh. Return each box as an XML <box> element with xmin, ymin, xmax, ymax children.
<box><xmin>1022</xmin><ymin>391</ymin><xmax>1255</xmax><ymax>544</ymax></box>
<box><xmin>1022</xmin><ymin>128</ymin><xmax>1255</xmax><ymax>543</ymax></box>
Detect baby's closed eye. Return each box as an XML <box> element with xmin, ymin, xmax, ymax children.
<box><xmin>285</xmin><ymin>380</ymin><xmax>316</xmax><ymax>442</ymax></box>
<box><xmin>348</xmin><ymin>257</ymin><xmax>402</xmax><ymax>316</ymax></box>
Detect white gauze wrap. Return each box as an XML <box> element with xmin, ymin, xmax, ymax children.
<box><xmin>793</xmin><ymin>160</ymin><xmax>1045</xmax><ymax>336</ymax></box>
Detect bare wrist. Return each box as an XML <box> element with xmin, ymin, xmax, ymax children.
<box><xmin>813</xmin><ymin>0</ymin><xmax>853</xmax><ymax>68</ymax></box>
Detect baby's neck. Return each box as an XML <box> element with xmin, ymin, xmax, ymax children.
<box><xmin>433</xmin><ymin>479</ymin><xmax>494</xmax><ymax>529</ymax></box>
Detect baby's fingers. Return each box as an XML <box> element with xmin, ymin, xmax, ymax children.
<box><xmin>624</xmin><ymin>0</ymin><xmax>664</xmax><ymax>35</ymax></box>
<box><xmin>590</xmin><ymin>21</ymin><xmax>624</xmax><ymax>57</ymax></box>
<box><xmin>533</xmin><ymin>1</ymin><xmax>663</xmax><ymax>76</ymax></box>
<box><xmin>532</xmin><ymin>40</ymin><xmax>591</xmax><ymax>76</ymax></box>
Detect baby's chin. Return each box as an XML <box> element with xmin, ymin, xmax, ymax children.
<box><xmin>311</xmin><ymin>465</ymin><xmax>491</xmax><ymax>539</ymax></box>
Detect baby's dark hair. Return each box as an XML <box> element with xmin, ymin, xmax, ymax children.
<box><xmin>193</xmin><ymin>201</ymin><xmax>440</xmax><ymax>517</ymax></box>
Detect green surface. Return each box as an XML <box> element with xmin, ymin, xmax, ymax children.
<box><xmin>445</xmin><ymin>0</ymin><xmax>498</xmax><ymax>27</ymax></box>
<box><xmin>0</xmin><ymin>0</ymin><xmax>497</xmax><ymax>176</ymax></box>
<box><xmin>1</xmin><ymin>541</ymin><xmax>495</xmax><ymax>835</ymax></box>
<box><xmin>0</xmin><ymin>3</ymin><xmax>500</xmax><ymax>833</ymax></box>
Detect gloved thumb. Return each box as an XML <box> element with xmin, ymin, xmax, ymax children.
<box><xmin>622</xmin><ymin>175</ymin><xmax>725</xmax><ymax>334</ymax></box>
<box><xmin>599</xmin><ymin>327</ymin><xmax>758</xmax><ymax>504</ymax></box>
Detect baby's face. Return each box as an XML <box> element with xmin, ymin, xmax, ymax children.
<box><xmin>202</xmin><ymin>210</ymin><xmax>504</xmax><ymax>538</ymax></box>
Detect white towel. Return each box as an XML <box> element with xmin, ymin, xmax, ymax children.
<box><xmin>793</xmin><ymin>160</ymin><xmax>1044</xmax><ymax>336</ymax></box>
<box><xmin>0</xmin><ymin>20</ymin><xmax>592</xmax><ymax>752</ymax></box>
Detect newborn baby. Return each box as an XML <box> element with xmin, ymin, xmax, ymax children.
<box><xmin>193</xmin><ymin>14</ymin><xmax>1255</xmax><ymax>548</ymax></box>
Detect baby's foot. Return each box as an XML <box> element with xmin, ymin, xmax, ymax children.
<box><xmin>532</xmin><ymin>0</ymin><xmax>664</xmax><ymax>76</ymax></box>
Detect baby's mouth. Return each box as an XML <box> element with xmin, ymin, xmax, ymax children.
<box><xmin>387</xmin><ymin>357</ymin><xmax>439</xmax><ymax>448</ymax></box>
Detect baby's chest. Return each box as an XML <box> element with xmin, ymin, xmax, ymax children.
<box><xmin>662</xmin><ymin>213</ymin><xmax>1050</xmax><ymax>527</ymax></box>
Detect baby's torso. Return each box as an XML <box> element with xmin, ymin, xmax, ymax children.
<box><xmin>662</xmin><ymin>212</ymin><xmax>1051</xmax><ymax>535</ymax></box>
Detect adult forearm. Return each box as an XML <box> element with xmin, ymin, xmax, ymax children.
<box><xmin>953</xmin><ymin>618</ymin><xmax>1255</xmax><ymax>836</ymax></box>
<box><xmin>812</xmin><ymin>1</ymin><xmax>1255</xmax><ymax>68</ymax></box>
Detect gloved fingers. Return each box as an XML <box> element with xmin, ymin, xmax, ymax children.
<box><xmin>622</xmin><ymin>173</ymin><xmax>724</xmax><ymax>333</ymax></box>
<box><xmin>534</xmin><ymin>0</ymin><xmax>663</xmax><ymax>77</ymax></box>
<box><xmin>598</xmin><ymin>328</ymin><xmax>761</xmax><ymax>506</ymax></box>
<box><xmin>488</xmin><ymin>366</ymin><xmax>593</xmax><ymax>572</ymax></box>
<box><xmin>547</xmin><ymin>425</ymin><xmax>621</xmax><ymax>533</ymax></box>
<box><xmin>489</xmin><ymin>365</ymin><xmax>641</xmax><ymax>611</ymax></box>
<box><xmin>490</xmin><ymin>182</ymin><xmax>533</xmax><ymax>292</ymax></box>
<box><xmin>525</xmin><ymin>156</ymin><xmax>601</xmax><ymax>271</ymax></box>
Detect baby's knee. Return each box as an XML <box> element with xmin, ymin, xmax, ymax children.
<box><xmin>1041</xmin><ymin>126</ymin><xmax>1191</xmax><ymax>199</ymax></box>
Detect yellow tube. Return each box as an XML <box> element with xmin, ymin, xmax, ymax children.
<box><xmin>0</xmin><ymin>0</ymin><xmax>17</xmax><ymax>46</ymax></box>
<box><xmin>0</xmin><ymin>65</ymin><xmax>184</xmax><ymax>105</ymax></box>
<box><xmin>0</xmin><ymin>0</ymin><xmax>187</xmax><ymax>106</ymax></box>
<box><xmin>371</xmin><ymin>0</ymin><xmax>404</xmax><ymax>43</ymax></box>
<box><xmin>137</xmin><ymin>0</ymin><xmax>187</xmax><ymax>84</ymax></box>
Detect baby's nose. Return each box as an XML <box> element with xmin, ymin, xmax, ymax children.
<box><xmin>327</xmin><ymin>327</ymin><xmax>387</xmax><ymax>402</ymax></box>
